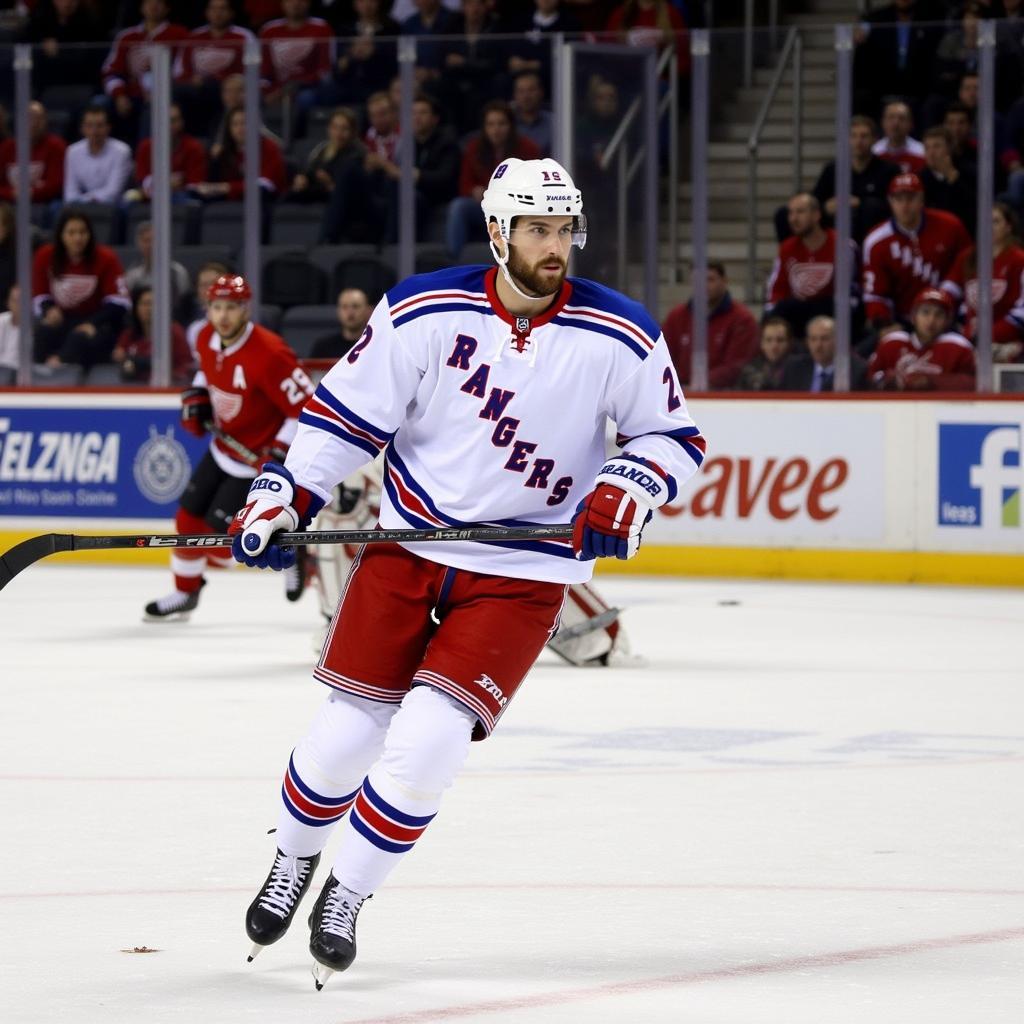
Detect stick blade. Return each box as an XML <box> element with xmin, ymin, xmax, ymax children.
<box><xmin>0</xmin><ymin>534</ymin><xmax>74</xmax><ymax>592</ymax></box>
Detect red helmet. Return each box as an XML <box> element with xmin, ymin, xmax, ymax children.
<box><xmin>206</xmin><ymin>274</ymin><xmax>252</xmax><ymax>304</ymax></box>
<box><xmin>913</xmin><ymin>287</ymin><xmax>954</xmax><ymax>317</ymax></box>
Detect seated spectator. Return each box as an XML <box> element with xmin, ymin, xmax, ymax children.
<box><xmin>505</xmin><ymin>0</ymin><xmax>581</xmax><ymax>92</ymax></box>
<box><xmin>131</xmin><ymin>103</ymin><xmax>208</xmax><ymax>202</ymax></box>
<box><xmin>101</xmin><ymin>0</ymin><xmax>190</xmax><ymax>142</ymax></box>
<box><xmin>867</xmin><ymin>287</ymin><xmax>975</xmax><ymax>390</ymax></box>
<box><xmin>63</xmin><ymin>105</ymin><xmax>133</xmax><ymax>207</ymax></box>
<box><xmin>921</xmin><ymin>126</ymin><xmax>977</xmax><ymax>235</ymax></box>
<box><xmin>447</xmin><ymin>100</ymin><xmax>541</xmax><ymax>257</ymax></box>
<box><xmin>365</xmin><ymin>94</ymin><xmax>460</xmax><ymax>244</ymax></box>
<box><xmin>735</xmin><ymin>316</ymin><xmax>794</xmax><ymax>392</ymax></box>
<box><xmin>943</xmin><ymin>201</ymin><xmax>1024</xmax><ymax>346</ymax></box>
<box><xmin>440</xmin><ymin>0</ymin><xmax>505</xmax><ymax>134</ymax></box>
<box><xmin>931</xmin><ymin>3</ymin><xmax>982</xmax><ymax>103</ymax></box>
<box><xmin>943</xmin><ymin>101</ymin><xmax>978</xmax><ymax>176</ymax></box>
<box><xmin>193</xmin><ymin>106</ymin><xmax>287</xmax><ymax>201</ymax></box>
<box><xmin>766</xmin><ymin>193</ymin><xmax>859</xmax><ymax>338</ymax></box>
<box><xmin>175</xmin><ymin>0</ymin><xmax>255</xmax><ymax>138</ymax></box>
<box><xmin>319</xmin><ymin>0</ymin><xmax>400</xmax><ymax>108</ymax></box>
<box><xmin>872</xmin><ymin>100</ymin><xmax>926</xmax><ymax>175</ymax></box>
<box><xmin>853</xmin><ymin>2</ymin><xmax>942</xmax><ymax>120</ymax></box>
<box><xmin>661</xmin><ymin>260</ymin><xmax>759</xmax><ymax>389</ymax></box>
<box><xmin>809</xmin><ymin>115</ymin><xmax>898</xmax><ymax>243</ymax></box>
<box><xmin>290</xmin><ymin>108</ymin><xmax>370</xmax><ymax>244</ymax></box>
<box><xmin>123</xmin><ymin>220</ymin><xmax>192</xmax><ymax>311</ymax></box>
<box><xmin>363</xmin><ymin>91</ymin><xmax>400</xmax><ymax>164</ymax></box>
<box><xmin>259</xmin><ymin>0</ymin><xmax>333</xmax><ymax>116</ymax></box>
<box><xmin>185</xmin><ymin>259</ymin><xmax>231</xmax><ymax>353</ymax></box>
<box><xmin>310</xmin><ymin>287</ymin><xmax>373</xmax><ymax>359</ymax></box>
<box><xmin>402</xmin><ymin>0</ymin><xmax>461</xmax><ymax>93</ymax></box>
<box><xmin>511</xmin><ymin>71</ymin><xmax>553</xmax><ymax>156</ymax></box>
<box><xmin>605</xmin><ymin>0</ymin><xmax>690</xmax><ymax>76</ymax></box>
<box><xmin>25</xmin><ymin>0</ymin><xmax>107</xmax><ymax>95</ymax></box>
<box><xmin>0</xmin><ymin>101</ymin><xmax>66</xmax><ymax>206</ymax></box>
<box><xmin>781</xmin><ymin>315</ymin><xmax>868</xmax><ymax>391</ymax></box>
<box><xmin>862</xmin><ymin>173</ymin><xmax>971</xmax><ymax>333</ymax></box>
<box><xmin>32</xmin><ymin>207</ymin><xmax>129</xmax><ymax>370</ymax></box>
<box><xmin>0</xmin><ymin>284</ymin><xmax>19</xmax><ymax>383</ymax></box>
<box><xmin>112</xmin><ymin>284</ymin><xmax>193</xmax><ymax>385</ymax></box>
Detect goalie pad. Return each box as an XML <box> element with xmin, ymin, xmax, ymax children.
<box><xmin>547</xmin><ymin>580</ymin><xmax>635</xmax><ymax>667</ymax></box>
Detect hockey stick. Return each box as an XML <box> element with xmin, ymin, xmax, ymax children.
<box><xmin>202</xmin><ymin>421</ymin><xmax>261</xmax><ymax>467</ymax></box>
<box><xmin>553</xmin><ymin>606</ymin><xmax>621</xmax><ymax>643</ymax></box>
<box><xmin>0</xmin><ymin>523</ymin><xmax>574</xmax><ymax>592</ymax></box>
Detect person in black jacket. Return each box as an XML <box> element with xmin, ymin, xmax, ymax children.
<box><xmin>310</xmin><ymin>287</ymin><xmax>372</xmax><ymax>360</ymax></box>
<box><xmin>365</xmin><ymin>94</ymin><xmax>460</xmax><ymax>244</ymax></box>
<box><xmin>921</xmin><ymin>125</ymin><xmax>977</xmax><ymax>235</ymax></box>
<box><xmin>781</xmin><ymin>315</ymin><xmax>868</xmax><ymax>392</ymax></box>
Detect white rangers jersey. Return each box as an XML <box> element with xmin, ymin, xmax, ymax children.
<box><xmin>284</xmin><ymin>266</ymin><xmax>707</xmax><ymax>583</ymax></box>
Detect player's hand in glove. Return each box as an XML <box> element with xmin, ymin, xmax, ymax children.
<box><xmin>255</xmin><ymin>439</ymin><xmax>289</xmax><ymax>466</ymax></box>
<box><xmin>180</xmin><ymin>386</ymin><xmax>212</xmax><ymax>438</ymax></box>
<box><xmin>572</xmin><ymin>455</ymin><xmax>675</xmax><ymax>560</ymax></box>
<box><xmin>228</xmin><ymin>463</ymin><xmax>325</xmax><ymax>570</ymax></box>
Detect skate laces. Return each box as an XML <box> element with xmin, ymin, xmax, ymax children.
<box><xmin>320</xmin><ymin>883</ymin><xmax>363</xmax><ymax>941</ymax></box>
<box><xmin>155</xmin><ymin>590</ymin><xmax>193</xmax><ymax>613</ymax></box>
<box><xmin>258</xmin><ymin>853</ymin><xmax>312</xmax><ymax>920</ymax></box>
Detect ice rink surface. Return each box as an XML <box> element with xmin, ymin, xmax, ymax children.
<box><xmin>2</xmin><ymin>563</ymin><xmax>1023</xmax><ymax>1023</ymax></box>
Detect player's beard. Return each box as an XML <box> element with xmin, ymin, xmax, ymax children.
<box><xmin>506</xmin><ymin>246</ymin><xmax>567</xmax><ymax>298</ymax></box>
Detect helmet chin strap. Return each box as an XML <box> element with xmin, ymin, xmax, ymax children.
<box><xmin>489</xmin><ymin>237</ymin><xmax>558</xmax><ymax>305</ymax></box>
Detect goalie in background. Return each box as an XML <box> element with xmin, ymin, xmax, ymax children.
<box><xmin>308</xmin><ymin>462</ymin><xmax>638</xmax><ymax>667</ymax></box>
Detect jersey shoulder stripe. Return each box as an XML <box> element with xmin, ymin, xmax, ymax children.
<box><xmin>551</xmin><ymin>313</ymin><xmax>651</xmax><ymax>360</ymax></box>
<box><xmin>386</xmin><ymin>266</ymin><xmax>489</xmax><ymax>307</ymax></box>
<box><xmin>937</xmin><ymin>331</ymin><xmax>974</xmax><ymax>350</ymax></box>
<box><xmin>566</xmin><ymin>277</ymin><xmax>661</xmax><ymax>346</ymax></box>
<box><xmin>863</xmin><ymin>221</ymin><xmax>896</xmax><ymax>257</ymax></box>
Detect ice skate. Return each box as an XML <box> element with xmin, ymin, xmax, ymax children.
<box><xmin>245</xmin><ymin>848</ymin><xmax>321</xmax><ymax>962</ymax></box>
<box><xmin>283</xmin><ymin>546</ymin><xmax>308</xmax><ymax>602</ymax></box>
<box><xmin>308</xmin><ymin>873</ymin><xmax>368</xmax><ymax>989</ymax></box>
<box><xmin>143</xmin><ymin>580</ymin><xmax>205</xmax><ymax>621</ymax></box>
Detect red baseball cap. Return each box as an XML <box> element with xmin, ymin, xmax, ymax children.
<box><xmin>888</xmin><ymin>173</ymin><xmax>924</xmax><ymax>196</ymax></box>
<box><xmin>206</xmin><ymin>274</ymin><xmax>252</xmax><ymax>303</ymax></box>
<box><xmin>913</xmin><ymin>287</ymin><xmax>954</xmax><ymax>315</ymax></box>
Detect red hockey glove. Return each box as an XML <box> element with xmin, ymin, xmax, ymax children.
<box><xmin>257</xmin><ymin>439</ymin><xmax>289</xmax><ymax>466</ymax></box>
<box><xmin>572</xmin><ymin>455</ymin><xmax>675</xmax><ymax>561</ymax></box>
<box><xmin>180</xmin><ymin>386</ymin><xmax>212</xmax><ymax>438</ymax></box>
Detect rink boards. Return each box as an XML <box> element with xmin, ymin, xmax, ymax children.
<box><xmin>0</xmin><ymin>390</ymin><xmax>1022</xmax><ymax>586</ymax></box>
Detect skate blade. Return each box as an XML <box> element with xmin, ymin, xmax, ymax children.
<box><xmin>247</xmin><ymin>942</ymin><xmax>263</xmax><ymax>963</ymax></box>
<box><xmin>312</xmin><ymin>962</ymin><xmax>334</xmax><ymax>991</ymax></box>
<box><xmin>142</xmin><ymin>611</ymin><xmax>192</xmax><ymax>623</ymax></box>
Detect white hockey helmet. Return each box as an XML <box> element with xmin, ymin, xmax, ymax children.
<box><xmin>481</xmin><ymin>158</ymin><xmax>587</xmax><ymax>250</ymax></box>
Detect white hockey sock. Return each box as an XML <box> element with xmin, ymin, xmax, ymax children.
<box><xmin>331</xmin><ymin>686</ymin><xmax>476</xmax><ymax>896</ymax></box>
<box><xmin>274</xmin><ymin>692</ymin><xmax>397</xmax><ymax>858</ymax></box>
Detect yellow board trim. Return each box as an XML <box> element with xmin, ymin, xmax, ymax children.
<box><xmin>1</xmin><ymin>529</ymin><xmax>1021</xmax><ymax>587</ymax></box>
<box><xmin>595</xmin><ymin>544</ymin><xmax>1024</xmax><ymax>587</ymax></box>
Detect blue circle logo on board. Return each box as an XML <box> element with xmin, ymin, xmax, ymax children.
<box><xmin>133</xmin><ymin>426</ymin><xmax>191</xmax><ymax>505</ymax></box>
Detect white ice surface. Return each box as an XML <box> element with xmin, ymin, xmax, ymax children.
<box><xmin>1</xmin><ymin>564</ymin><xmax>1023</xmax><ymax>1023</ymax></box>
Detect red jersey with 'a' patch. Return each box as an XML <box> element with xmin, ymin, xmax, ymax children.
<box><xmin>193</xmin><ymin>320</ymin><xmax>314</xmax><ymax>473</ymax></box>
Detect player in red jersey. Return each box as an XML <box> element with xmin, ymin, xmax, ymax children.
<box><xmin>862</xmin><ymin>173</ymin><xmax>971</xmax><ymax>331</ymax></box>
<box><xmin>144</xmin><ymin>274</ymin><xmax>315</xmax><ymax>620</ymax></box>
<box><xmin>867</xmin><ymin>287</ymin><xmax>976</xmax><ymax>391</ymax></box>
<box><xmin>943</xmin><ymin>201</ymin><xmax>1024</xmax><ymax>355</ymax></box>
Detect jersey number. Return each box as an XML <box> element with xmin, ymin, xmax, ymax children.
<box><xmin>281</xmin><ymin>367</ymin><xmax>314</xmax><ymax>405</ymax></box>
<box><xmin>346</xmin><ymin>325</ymin><xmax>374</xmax><ymax>364</ymax></box>
<box><xmin>663</xmin><ymin>367</ymin><xmax>681</xmax><ymax>412</ymax></box>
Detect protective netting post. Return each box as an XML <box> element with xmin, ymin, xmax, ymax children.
<box><xmin>243</xmin><ymin>36</ymin><xmax>262</xmax><ymax>310</ymax></box>
<box><xmin>832</xmin><ymin>24</ymin><xmax>854</xmax><ymax>393</ymax></box>
<box><xmin>14</xmin><ymin>45</ymin><xmax>32</xmax><ymax>386</ymax></box>
<box><xmin>398</xmin><ymin>36</ymin><xmax>416</xmax><ymax>283</ymax></box>
<box><xmin>149</xmin><ymin>45</ymin><xmax>172</xmax><ymax>389</ymax></box>
<box><xmin>975</xmin><ymin>20</ymin><xmax>996</xmax><ymax>393</ymax></box>
<box><xmin>689</xmin><ymin>29</ymin><xmax>710</xmax><ymax>392</ymax></box>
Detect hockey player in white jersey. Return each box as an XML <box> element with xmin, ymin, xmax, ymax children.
<box><xmin>229</xmin><ymin>157</ymin><xmax>707</xmax><ymax>988</ymax></box>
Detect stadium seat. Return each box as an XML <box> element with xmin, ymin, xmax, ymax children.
<box><xmin>174</xmin><ymin>245</ymin><xmax>236</xmax><ymax>282</ymax></box>
<box><xmin>39</xmin><ymin>84</ymin><xmax>96</xmax><ymax>131</ymax></box>
<box><xmin>332</xmin><ymin>257</ymin><xmax>396</xmax><ymax>306</ymax></box>
<box><xmin>262</xmin><ymin>252</ymin><xmax>327</xmax><ymax>308</ymax></box>
<box><xmin>125</xmin><ymin>202</ymin><xmax>200</xmax><ymax>246</ymax></box>
<box><xmin>198</xmin><ymin>202</ymin><xmax>248</xmax><ymax>250</ymax></box>
<box><xmin>64</xmin><ymin>203</ymin><xmax>120</xmax><ymax>244</ymax></box>
<box><xmin>0</xmin><ymin>367</ymin><xmax>15</xmax><ymax>386</ymax></box>
<box><xmin>280</xmin><ymin>304</ymin><xmax>338</xmax><ymax>358</ymax></box>
<box><xmin>308</xmin><ymin>245</ymin><xmax>378</xmax><ymax>288</ymax></box>
<box><xmin>85</xmin><ymin>363</ymin><xmax>148</xmax><ymax>387</ymax></box>
<box><xmin>30</xmin><ymin>363</ymin><xmax>83</xmax><ymax>386</ymax></box>
<box><xmin>270</xmin><ymin>203</ymin><xmax>329</xmax><ymax>246</ymax></box>
<box><xmin>259</xmin><ymin>304</ymin><xmax>283</xmax><ymax>333</ymax></box>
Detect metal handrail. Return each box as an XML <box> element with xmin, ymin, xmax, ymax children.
<box><xmin>746</xmin><ymin>24</ymin><xmax>803</xmax><ymax>302</ymax></box>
